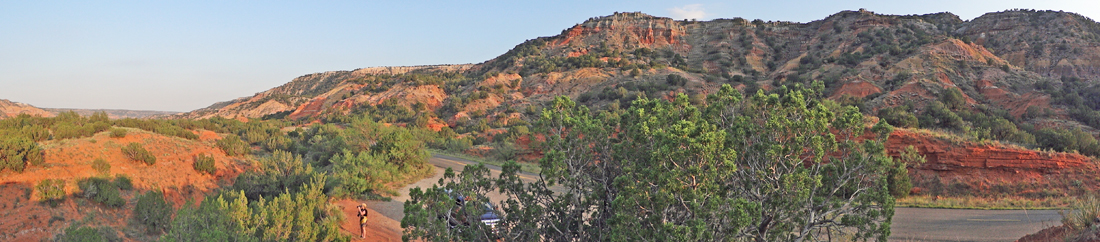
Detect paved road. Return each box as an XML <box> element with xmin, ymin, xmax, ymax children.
<box><xmin>890</xmin><ymin>207</ymin><xmax>1061</xmax><ymax>242</ymax></box>
<box><xmin>370</xmin><ymin>154</ymin><xmax>1063</xmax><ymax>241</ymax></box>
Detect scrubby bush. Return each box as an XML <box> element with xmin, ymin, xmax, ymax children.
<box><xmin>878</xmin><ymin>106</ymin><xmax>919</xmax><ymax>128</ymax></box>
<box><xmin>193</xmin><ymin>154</ymin><xmax>216</xmax><ymax>175</ymax></box>
<box><xmin>666</xmin><ymin>73</ymin><xmax>688</xmax><ymax>86</ymax></box>
<box><xmin>92</xmin><ymin>158</ymin><xmax>110</xmax><ymax>174</ymax></box>
<box><xmin>232</xmin><ymin>150</ymin><xmax>317</xmax><ymax>200</ymax></box>
<box><xmin>164</xmin><ymin>178</ymin><xmax>347</xmax><ymax>242</ymax></box>
<box><xmin>216</xmin><ymin>134</ymin><xmax>249</xmax><ymax>157</ymax></box>
<box><xmin>77</xmin><ymin>177</ymin><xmax>124</xmax><ymax>207</ymax></box>
<box><xmin>114</xmin><ymin>175</ymin><xmax>133</xmax><ymax>190</ymax></box>
<box><xmin>940</xmin><ymin>88</ymin><xmax>967</xmax><ymax>111</ymax></box>
<box><xmin>21</xmin><ymin>125</ymin><xmax>50</xmax><ymax>142</ymax></box>
<box><xmin>109</xmin><ymin>128</ymin><xmax>127</xmax><ymax>138</ymax></box>
<box><xmin>1034</xmin><ymin>128</ymin><xmax>1100</xmax><ymax>156</ymax></box>
<box><xmin>57</xmin><ymin>224</ymin><xmax>118</xmax><ymax>242</ymax></box>
<box><xmin>122</xmin><ymin>142</ymin><xmax>156</xmax><ymax>165</ymax></box>
<box><xmin>133</xmin><ymin>190</ymin><xmax>173</xmax><ymax>234</ymax></box>
<box><xmin>919</xmin><ymin>101</ymin><xmax>966</xmax><ymax>131</ymax></box>
<box><xmin>0</xmin><ymin>136</ymin><xmax>44</xmax><ymax>172</ymax></box>
<box><xmin>36</xmin><ymin>179</ymin><xmax>65</xmax><ymax>207</ymax></box>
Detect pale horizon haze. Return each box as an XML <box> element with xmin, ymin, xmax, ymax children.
<box><xmin>2</xmin><ymin>0</ymin><xmax>1097</xmax><ymax>112</ymax></box>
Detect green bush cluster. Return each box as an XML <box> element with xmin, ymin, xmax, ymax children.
<box><xmin>122</xmin><ymin>142</ymin><xmax>156</xmax><ymax>165</ymax></box>
<box><xmin>109</xmin><ymin>128</ymin><xmax>127</xmax><ymax>138</ymax></box>
<box><xmin>192</xmin><ymin>154</ymin><xmax>216</xmax><ymax>175</ymax></box>
<box><xmin>215</xmin><ymin>134</ymin><xmax>249</xmax><ymax>157</ymax></box>
<box><xmin>77</xmin><ymin>177</ymin><xmax>125</xmax><ymax>207</ymax></box>
<box><xmin>163</xmin><ymin>178</ymin><xmax>347</xmax><ymax>242</ymax></box>
<box><xmin>231</xmin><ymin>150</ymin><xmax>317</xmax><ymax>200</ymax></box>
<box><xmin>666</xmin><ymin>73</ymin><xmax>688</xmax><ymax>86</ymax></box>
<box><xmin>133</xmin><ymin>190</ymin><xmax>173</xmax><ymax>234</ymax></box>
<box><xmin>405</xmin><ymin>83</ymin><xmax>897</xmax><ymax>241</ymax></box>
<box><xmin>36</xmin><ymin>179</ymin><xmax>65</xmax><ymax>207</ymax></box>
<box><xmin>878</xmin><ymin>105</ymin><xmax>918</xmax><ymax>128</ymax></box>
<box><xmin>0</xmin><ymin>136</ymin><xmax>43</xmax><ymax>172</ymax></box>
<box><xmin>889</xmin><ymin>146</ymin><xmax>925</xmax><ymax>198</ymax></box>
<box><xmin>114</xmin><ymin>175</ymin><xmax>133</xmax><ymax>190</ymax></box>
<box><xmin>57</xmin><ymin>223</ymin><xmax>119</xmax><ymax>242</ymax></box>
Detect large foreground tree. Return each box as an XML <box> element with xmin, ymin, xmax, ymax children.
<box><xmin>403</xmin><ymin>83</ymin><xmax>897</xmax><ymax>242</ymax></box>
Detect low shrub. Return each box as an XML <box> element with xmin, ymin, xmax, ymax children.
<box><xmin>114</xmin><ymin>175</ymin><xmax>133</xmax><ymax>190</ymax></box>
<box><xmin>109</xmin><ymin>128</ymin><xmax>127</xmax><ymax>138</ymax></box>
<box><xmin>36</xmin><ymin>179</ymin><xmax>65</xmax><ymax>207</ymax></box>
<box><xmin>1062</xmin><ymin>195</ymin><xmax>1100</xmax><ymax>231</ymax></box>
<box><xmin>216</xmin><ymin>134</ymin><xmax>249</xmax><ymax>157</ymax></box>
<box><xmin>77</xmin><ymin>177</ymin><xmax>124</xmax><ymax>207</ymax></box>
<box><xmin>92</xmin><ymin>158</ymin><xmax>110</xmax><ymax>174</ymax></box>
<box><xmin>122</xmin><ymin>142</ymin><xmax>156</xmax><ymax>165</ymax></box>
<box><xmin>56</xmin><ymin>223</ymin><xmax>119</xmax><ymax>242</ymax></box>
<box><xmin>193</xmin><ymin>154</ymin><xmax>216</xmax><ymax>175</ymax></box>
<box><xmin>133</xmin><ymin>190</ymin><xmax>173</xmax><ymax>234</ymax></box>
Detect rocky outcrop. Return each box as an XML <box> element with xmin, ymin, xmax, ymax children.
<box><xmin>887</xmin><ymin>129</ymin><xmax>1091</xmax><ymax>171</ymax></box>
<box><xmin>885</xmin><ymin>128</ymin><xmax>1098</xmax><ymax>197</ymax></box>
<box><xmin>555</xmin><ymin>12</ymin><xmax>685</xmax><ymax>49</ymax></box>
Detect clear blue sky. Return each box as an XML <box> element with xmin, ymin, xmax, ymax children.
<box><xmin>2</xmin><ymin>1</ymin><xmax>1096</xmax><ymax>112</ymax></box>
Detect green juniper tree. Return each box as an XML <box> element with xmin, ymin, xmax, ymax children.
<box><xmin>403</xmin><ymin>82</ymin><xmax>896</xmax><ymax>242</ymax></box>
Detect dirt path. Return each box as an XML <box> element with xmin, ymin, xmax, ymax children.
<box><xmin>338</xmin><ymin>155</ymin><xmax>455</xmax><ymax>241</ymax></box>
<box><xmin>335</xmin><ymin>199</ymin><xmax>402</xmax><ymax>242</ymax></box>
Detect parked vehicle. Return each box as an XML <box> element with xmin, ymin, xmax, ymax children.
<box><xmin>443</xmin><ymin>190</ymin><xmax>501</xmax><ymax>231</ymax></box>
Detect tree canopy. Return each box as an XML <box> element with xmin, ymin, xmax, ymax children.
<box><xmin>402</xmin><ymin>83</ymin><xmax>898</xmax><ymax>241</ymax></box>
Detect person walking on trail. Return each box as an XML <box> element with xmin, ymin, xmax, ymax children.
<box><xmin>357</xmin><ymin>203</ymin><xmax>369</xmax><ymax>239</ymax></box>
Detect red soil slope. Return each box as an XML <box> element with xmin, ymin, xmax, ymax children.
<box><xmin>0</xmin><ymin>128</ymin><xmax>244</xmax><ymax>241</ymax></box>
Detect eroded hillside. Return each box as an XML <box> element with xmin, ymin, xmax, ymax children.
<box><xmin>172</xmin><ymin>9</ymin><xmax>1100</xmax><ymax>203</ymax></box>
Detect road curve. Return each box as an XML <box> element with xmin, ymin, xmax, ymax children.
<box><xmin>368</xmin><ymin>154</ymin><xmax>1062</xmax><ymax>241</ymax></box>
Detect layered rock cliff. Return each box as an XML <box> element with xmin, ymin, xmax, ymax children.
<box><xmin>887</xmin><ymin>129</ymin><xmax>1098</xmax><ymax>197</ymax></box>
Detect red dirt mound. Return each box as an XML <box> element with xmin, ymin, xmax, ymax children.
<box><xmin>2</xmin><ymin>128</ymin><xmax>243</xmax><ymax>204</ymax></box>
<box><xmin>1016</xmin><ymin>225</ymin><xmax>1072</xmax><ymax>242</ymax></box>
<box><xmin>0</xmin><ymin>128</ymin><xmax>247</xmax><ymax>241</ymax></box>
